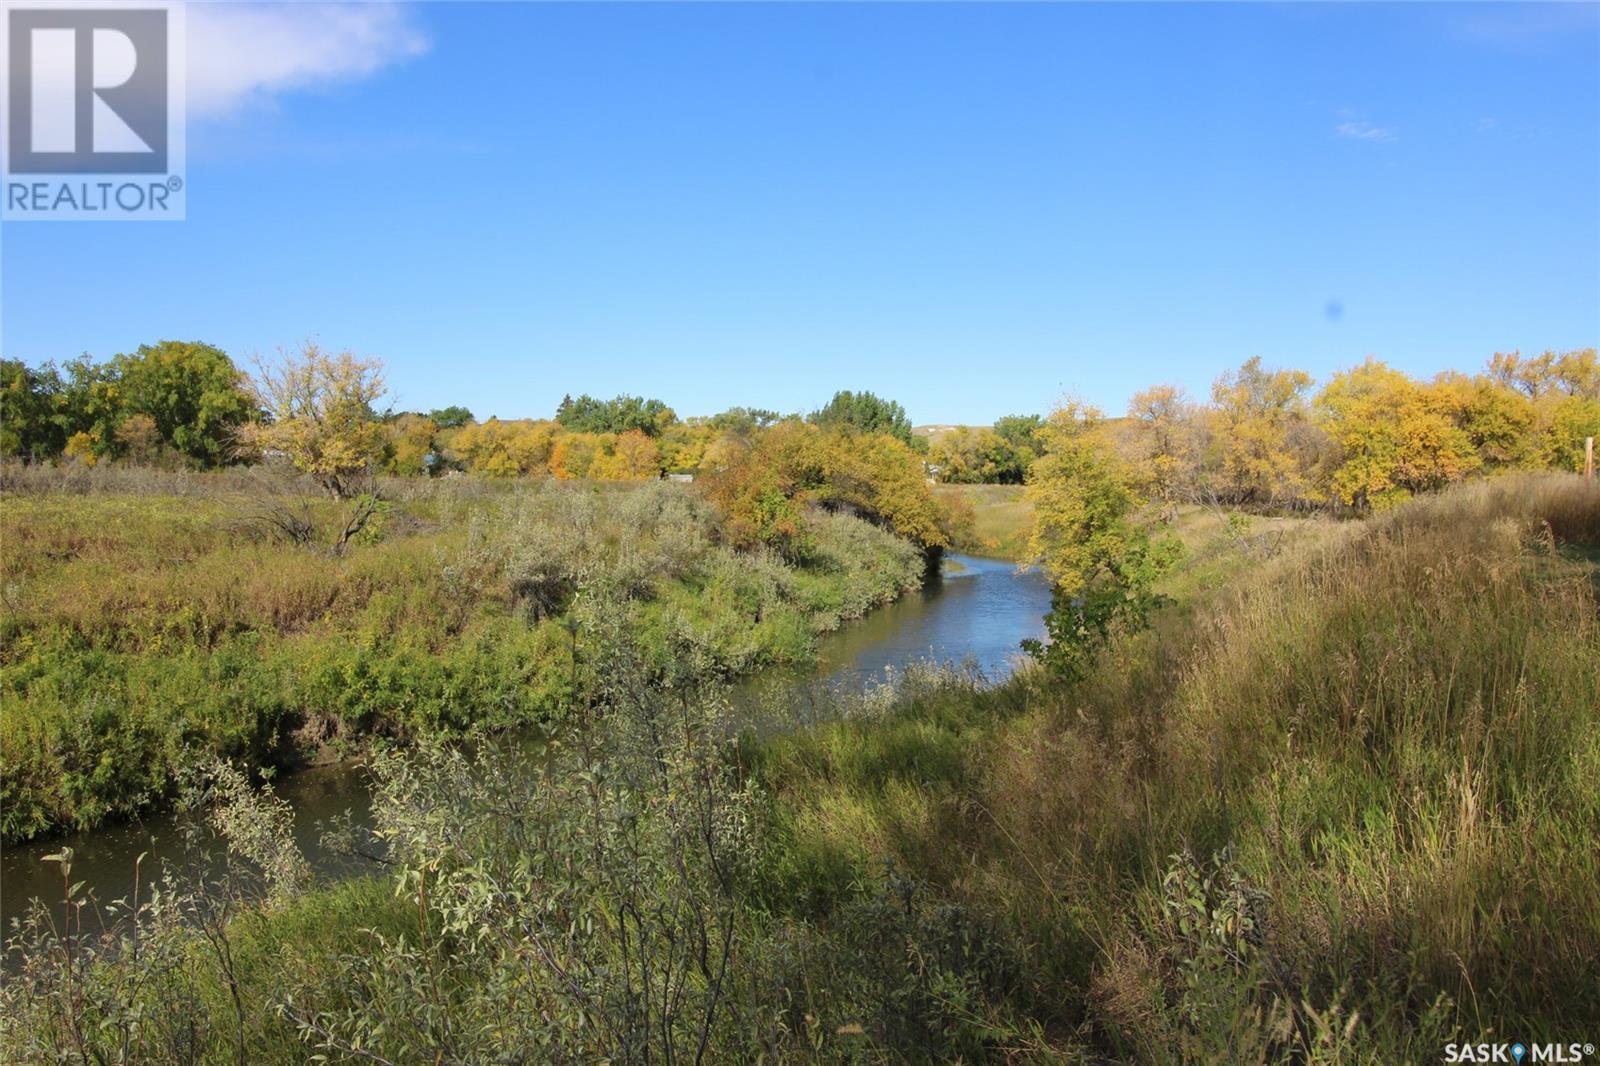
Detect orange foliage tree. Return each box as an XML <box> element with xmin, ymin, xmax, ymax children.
<box><xmin>1315</xmin><ymin>359</ymin><xmax>1481</xmax><ymax>509</ymax></box>
<box><xmin>701</xmin><ymin>420</ymin><xmax>950</xmax><ymax>558</ymax></box>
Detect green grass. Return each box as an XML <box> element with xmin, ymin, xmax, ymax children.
<box><xmin>937</xmin><ymin>483</ymin><xmax>1034</xmax><ymax>559</ymax></box>
<box><xmin>0</xmin><ymin>472</ymin><xmax>924</xmax><ymax>841</ymax></box>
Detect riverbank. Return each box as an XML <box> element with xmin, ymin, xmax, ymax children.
<box><xmin>761</xmin><ymin>475</ymin><xmax>1600</xmax><ymax>1050</ymax></box>
<box><xmin>0</xmin><ymin>551</ymin><xmax>1051</xmax><ymax>934</ymax></box>
<box><xmin>934</xmin><ymin>480</ymin><xmax>1325</xmax><ymax>589</ymax></box>
<box><xmin>9</xmin><ymin>476</ymin><xmax>1594</xmax><ymax>1060</ymax></box>
<box><xmin>0</xmin><ymin>475</ymin><xmax>927</xmax><ymax>841</ymax></box>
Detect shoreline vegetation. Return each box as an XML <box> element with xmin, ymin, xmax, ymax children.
<box><xmin>3</xmin><ymin>356</ymin><xmax>973</xmax><ymax>844</ymax></box>
<box><xmin>0</xmin><ymin>469</ymin><xmax>931</xmax><ymax>843</ymax></box>
<box><xmin>3</xmin><ymin>474</ymin><xmax>1596</xmax><ymax>1061</ymax></box>
<box><xmin>4</xmin><ymin>339</ymin><xmax>1600</xmax><ymax>1060</ymax></box>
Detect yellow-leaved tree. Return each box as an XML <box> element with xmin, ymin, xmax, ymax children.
<box><xmin>658</xmin><ymin>421</ymin><xmax>712</xmax><ymax>474</ymax></box>
<box><xmin>1428</xmin><ymin>371</ymin><xmax>1535</xmax><ymax>470</ymax></box>
<box><xmin>1316</xmin><ymin>358</ymin><xmax>1481</xmax><ymax>510</ymax></box>
<box><xmin>383</xmin><ymin>413</ymin><xmax>438</xmax><ymax>477</ymax></box>
<box><xmin>550</xmin><ymin>432</ymin><xmax>604</xmax><ymax>480</ymax></box>
<box><xmin>450</xmin><ymin>418</ymin><xmax>557</xmax><ymax>477</ymax></box>
<box><xmin>242</xmin><ymin>343</ymin><xmax>389</xmax><ymax>498</ymax></box>
<box><xmin>839</xmin><ymin>430</ymin><xmax>951</xmax><ymax>547</ymax></box>
<box><xmin>1489</xmin><ymin>348</ymin><xmax>1600</xmax><ymax>471</ymax></box>
<box><xmin>1026</xmin><ymin>402</ymin><xmax>1141</xmax><ymax>591</ymax></box>
<box><xmin>588</xmin><ymin>429</ymin><xmax>661</xmax><ymax>481</ymax></box>
<box><xmin>1206</xmin><ymin>357</ymin><xmax>1317</xmax><ymax>506</ymax></box>
<box><xmin>701</xmin><ymin>420</ymin><xmax>952</xmax><ymax>558</ymax></box>
<box><xmin>1023</xmin><ymin>401</ymin><xmax>1180</xmax><ymax>681</ymax></box>
<box><xmin>1124</xmin><ymin>384</ymin><xmax>1197</xmax><ymax>505</ymax></box>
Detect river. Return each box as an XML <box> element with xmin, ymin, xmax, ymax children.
<box><xmin>0</xmin><ymin>553</ymin><xmax>1050</xmax><ymax>936</ymax></box>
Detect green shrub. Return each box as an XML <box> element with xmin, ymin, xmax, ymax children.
<box><xmin>2</xmin><ymin>475</ymin><xmax>928</xmax><ymax>839</ymax></box>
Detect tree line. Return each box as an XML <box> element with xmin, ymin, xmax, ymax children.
<box><xmin>931</xmin><ymin>348</ymin><xmax>1598</xmax><ymax>511</ymax></box>
<box><xmin>1013</xmin><ymin>348</ymin><xmax>1598</xmax><ymax>686</ymax></box>
<box><xmin>0</xmin><ymin>341</ymin><xmax>924</xmax><ymax>482</ymax></box>
<box><xmin>5</xmin><ymin>340</ymin><xmax>1595</xmax><ymax>515</ymax></box>
<box><xmin>1</xmin><ymin>342</ymin><xmax>256</xmax><ymax>467</ymax></box>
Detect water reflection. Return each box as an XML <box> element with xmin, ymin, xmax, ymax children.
<box><xmin>1</xmin><ymin>554</ymin><xmax>1049</xmax><ymax>937</ymax></box>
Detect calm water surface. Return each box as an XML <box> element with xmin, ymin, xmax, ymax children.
<box><xmin>1</xmin><ymin>554</ymin><xmax>1048</xmax><ymax>936</ymax></box>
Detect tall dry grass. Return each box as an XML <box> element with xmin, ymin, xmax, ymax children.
<box><xmin>757</xmin><ymin>474</ymin><xmax>1600</xmax><ymax>1053</ymax></box>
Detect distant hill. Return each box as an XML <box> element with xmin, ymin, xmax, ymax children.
<box><xmin>913</xmin><ymin>424</ymin><xmax>981</xmax><ymax>443</ymax></box>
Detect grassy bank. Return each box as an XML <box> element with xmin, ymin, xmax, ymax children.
<box><xmin>935</xmin><ymin>480</ymin><xmax>1317</xmax><ymax>581</ymax></box>
<box><xmin>937</xmin><ymin>483</ymin><xmax>1034</xmax><ymax>559</ymax></box>
<box><xmin>6</xmin><ymin>475</ymin><xmax>1597</xmax><ymax>1061</ymax></box>
<box><xmin>755</xmin><ymin>474</ymin><xmax>1600</xmax><ymax>1052</ymax></box>
<box><xmin>0</xmin><ymin>468</ymin><xmax>925</xmax><ymax>841</ymax></box>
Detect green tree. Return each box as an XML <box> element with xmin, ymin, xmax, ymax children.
<box><xmin>808</xmin><ymin>390</ymin><xmax>914</xmax><ymax>444</ymax></box>
<box><xmin>992</xmin><ymin>413</ymin><xmax>1044</xmax><ymax>456</ymax></box>
<box><xmin>426</xmin><ymin>405</ymin><xmax>474</xmax><ymax>429</ymax></box>
<box><xmin>111</xmin><ymin>340</ymin><xmax>256</xmax><ymax>466</ymax></box>
<box><xmin>991</xmin><ymin>414</ymin><xmax>1043</xmax><ymax>481</ymax></box>
<box><xmin>707</xmin><ymin>406</ymin><xmax>782</xmax><ymax>435</ymax></box>
<box><xmin>555</xmin><ymin>394</ymin><xmax>676</xmax><ymax>436</ymax></box>
<box><xmin>0</xmin><ymin>359</ymin><xmax>67</xmax><ymax>460</ymax></box>
<box><xmin>54</xmin><ymin>355</ymin><xmax>124</xmax><ymax>461</ymax></box>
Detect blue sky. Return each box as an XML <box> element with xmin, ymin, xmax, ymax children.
<box><xmin>2</xmin><ymin>1</ymin><xmax>1597</xmax><ymax>425</ymax></box>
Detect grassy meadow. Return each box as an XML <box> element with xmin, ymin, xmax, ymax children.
<box><xmin>0</xmin><ymin>465</ymin><xmax>925</xmax><ymax>841</ymax></box>
<box><xmin>5</xmin><ymin>473</ymin><xmax>1596</xmax><ymax>1062</ymax></box>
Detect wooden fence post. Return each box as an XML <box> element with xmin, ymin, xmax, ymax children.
<box><xmin>1586</xmin><ymin>436</ymin><xmax>1595</xmax><ymax>480</ymax></box>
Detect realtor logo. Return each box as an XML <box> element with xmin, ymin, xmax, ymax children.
<box><xmin>8</xmin><ymin>7</ymin><xmax>168</xmax><ymax>172</ymax></box>
<box><xmin>2</xmin><ymin>1</ymin><xmax>185</xmax><ymax>220</ymax></box>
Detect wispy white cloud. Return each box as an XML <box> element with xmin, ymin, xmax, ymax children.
<box><xmin>1476</xmin><ymin>117</ymin><xmax>1499</xmax><ymax>134</ymax></box>
<box><xmin>1334</xmin><ymin>111</ymin><xmax>1397</xmax><ymax>143</ymax></box>
<box><xmin>188</xmin><ymin>3</ymin><xmax>428</xmax><ymax>119</ymax></box>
